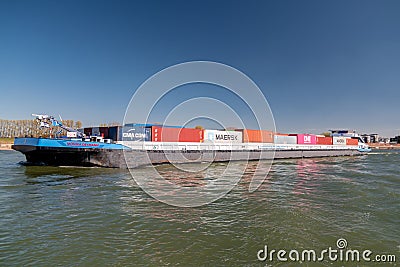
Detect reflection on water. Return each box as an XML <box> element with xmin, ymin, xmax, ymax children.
<box><xmin>0</xmin><ymin>150</ymin><xmax>399</xmax><ymax>265</ymax></box>
<box><xmin>293</xmin><ymin>159</ymin><xmax>322</xmax><ymax>194</ymax></box>
<box><xmin>23</xmin><ymin>166</ymin><xmax>128</xmax><ymax>188</ymax></box>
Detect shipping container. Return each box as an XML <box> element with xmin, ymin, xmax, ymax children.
<box><xmin>274</xmin><ymin>135</ymin><xmax>297</xmax><ymax>144</ymax></box>
<box><xmin>99</xmin><ymin>127</ymin><xmax>109</xmax><ymax>139</ymax></box>
<box><xmin>316</xmin><ymin>136</ymin><xmax>333</xmax><ymax>145</ymax></box>
<box><xmin>263</xmin><ymin>130</ymin><xmax>274</xmax><ymax>143</ymax></box>
<box><xmin>124</xmin><ymin>123</ymin><xmax>183</xmax><ymax>128</ymax></box>
<box><xmin>333</xmin><ymin>136</ymin><xmax>347</xmax><ymax>145</ymax></box>
<box><xmin>346</xmin><ymin>138</ymin><xmax>358</xmax><ymax>146</ymax></box>
<box><xmin>122</xmin><ymin>126</ymin><xmax>151</xmax><ymax>142</ymax></box>
<box><xmin>152</xmin><ymin>126</ymin><xmax>203</xmax><ymax>142</ymax></box>
<box><xmin>235</xmin><ymin>129</ymin><xmax>274</xmax><ymax>143</ymax></box>
<box><xmin>83</xmin><ymin>127</ymin><xmax>92</xmax><ymax>136</ymax></box>
<box><xmin>290</xmin><ymin>134</ymin><xmax>317</xmax><ymax>145</ymax></box>
<box><xmin>204</xmin><ymin>130</ymin><xmax>242</xmax><ymax>143</ymax></box>
<box><xmin>92</xmin><ymin>127</ymin><xmax>100</xmax><ymax>136</ymax></box>
<box><xmin>108</xmin><ymin>126</ymin><xmax>123</xmax><ymax>141</ymax></box>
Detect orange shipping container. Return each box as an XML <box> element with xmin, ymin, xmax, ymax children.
<box><xmin>235</xmin><ymin>129</ymin><xmax>273</xmax><ymax>143</ymax></box>
<box><xmin>152</xmin><ymin>126</ymin><xmax>203</xmax><ymax>142</ymax></box>
<box><xmin>346</xmin><ymin>138</ymin><xmax>358</xmax><ymax>146</ymax></box>
<box><xmin>316</xmin><ymin>136</ymin><xmax>333</xmax><ymax>145</ymax></box>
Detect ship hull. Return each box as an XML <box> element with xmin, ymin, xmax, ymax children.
<box><xmin>125</xmin><ymin>149</ymin><xmax>361</xmax><ymax>168</ymax></box>
<box><xmin>12</xmin><ymin>145</ymin><xmax>126</xmax><ymax>167</ymax></box>
<box><xmin>12</xmin><ymin>138</ymin><xmax>126</xmax><ymax>168</ymax></box>
<box><xmin>13</xmin><ymin>140</ymin><xmax>362</xmax><ymax>168</ymax></box>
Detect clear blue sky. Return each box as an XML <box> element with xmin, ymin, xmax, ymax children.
<box><xmin>1</xmin><ymin>0</ymin><xmax>399</xmax><ymax>136</ymax></box>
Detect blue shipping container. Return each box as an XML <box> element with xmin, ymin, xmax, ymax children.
<box><xmin>122</xmin><ymin>126</ymin><xmax>151</xmax><ymax>141</ymax></box>
<box><xmin>108</xmin><ymin>126</ymin><xmax>123</xmax><ymax>141</ymax></box>
<box><xmin>124</xmin><ymin>123</ymin><xmax>183</xmax><ymax>128</ymax></box>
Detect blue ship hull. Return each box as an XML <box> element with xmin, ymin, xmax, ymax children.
<box><xmin>12</xmin><ymin>138</ymin><xmax>128</xmax><ymax>167</ymax></box>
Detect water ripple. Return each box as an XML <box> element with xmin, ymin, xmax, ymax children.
<box><xmin>0</xmin><ymin>150</ymin><xmax>399</xmax><ymax>265</ymax></box>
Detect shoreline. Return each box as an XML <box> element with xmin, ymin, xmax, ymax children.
<box><xmin>369</xmin><ymin>144</ymin><xmax>400</xmax><ymax>150</ymax></box>
<box><xmin>0</xmin><ymin>144</ymin><xmax>13</xmax><ymax>150</ymax></box>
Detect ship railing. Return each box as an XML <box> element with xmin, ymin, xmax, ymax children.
<box><xmin>121</xmin><ymin>142</ymin><xmax>360</xmax><ymax>151</ymax></box>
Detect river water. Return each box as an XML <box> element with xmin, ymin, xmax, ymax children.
<box><xmin>0</xmin><ymin>150</ymin><xmax>398</xmax><ymax>266</ymax></box>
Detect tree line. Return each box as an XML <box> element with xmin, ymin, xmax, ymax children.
<box><xmin>0</xmin><ymin>119</ymin><xmax>82</xmax><ymax>138</ymax></box>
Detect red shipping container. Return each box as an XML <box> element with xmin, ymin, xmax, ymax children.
<box><xmin>99</xmin><ymin>127</ymin><xmax>109</xmax><ymax>139</ymax></box>
<box><xmin>235</xmin><ymin>129</ymin><xmax>274</xmax><ymax>143</ymax></box>
<box><xmin>316</xmin><ymin>136</ymin><xmax>333</xmax><ymax>145</ymax></box>
<box><xmin>346</xmin><ymin>138</ymin><xmax>358</xmax><ymax>146</ymax></box>
<box><xmin>151</xmin><ymin>126</ymin><xmax>203</xmax><ymax>142</ymax></box>
<box><xmin>291</xmin><ymin>134</ymin><xmax>317</xmax><ymax>144</ymax></box>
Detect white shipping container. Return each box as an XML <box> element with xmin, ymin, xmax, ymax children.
<box><xmin>204</xmin><ymin>130</ymin><xmax>242</xmax><ymax>143</ymax></box>
<box><xmin>274</xmin><ymin>135</ymin><xmax>297</xmax><ymax>144</ymax></box>
<box><xmin>333</xmin><ymin>136</ymin><xmax>347</xmax><ymax>145</ymax></box>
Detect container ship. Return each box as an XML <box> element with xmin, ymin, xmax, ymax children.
<box><xmin>12</xmin><ymin>114</ymin><xmax>371</xmax><ymax>168</ymax></box>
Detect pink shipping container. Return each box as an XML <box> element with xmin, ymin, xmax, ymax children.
<box><xmin>291</xmin><ymin>134</ymin><xmax>317</xmax><ymax>145</ymax></box>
